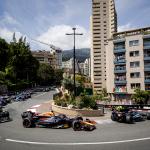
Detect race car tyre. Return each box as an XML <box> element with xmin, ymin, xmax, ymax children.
<box><xmin>75</xmin><ymin>116</ymin><xmax>83</xmax><ymax>121</ymax></box>
<box><xmin>21</xmin><ymin>111</ymin><xmax>34</xmax><ymax>119</ymax></box>
<box><xmin>72</xmin><ymin>120</ymin><xmax>81</xmax><ymax>131</ymax></box>
<box><xmin>147</xmin><ymin>113</ymin><xmax>150</xmax><ymax>120</ymax></box>
<box><xmin>23</xmin><ymin>118</ymin><xmax>33</xmax><ymax>128</ymax></box>
<box><xmin>111</xmin><ymin>114</ymin><xmax>116</xmax><ymax>121</ymax></box>
<box><xmin>126</xmin><ymin>115</ymin><xmax>133</xmax><ymax>123</ymax></box>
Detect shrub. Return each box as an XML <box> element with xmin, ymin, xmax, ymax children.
<box><xmin>76</xmin><ymin>95</ymin><xmax>97</xmax><ymax>109</ymax></box>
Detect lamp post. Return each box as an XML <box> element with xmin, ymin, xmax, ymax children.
<box><xmin>66</xmin><ymin>28</ymin><xmax>83</xmax><ymax>100</ymax></box>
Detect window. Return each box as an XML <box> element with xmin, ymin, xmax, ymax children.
<box><xmin>130</xmin><ymin>72</ymin><xmax>140</xmax><ymax>78</ymax></box>
<box><xmin>129</xmin><ymin>40</ymin><xmax>139</xmax><ymax>47</ymax></box>
<box><xmin>130</xmin><ymin>51</ymin><xmax>139</xmax><ymax>57</ymax></box>
<box><xmin>130</xmin><ymin>61</ymin><xmax>140</xmax><ymax>68</ymax></box>
<box><xmin>131</xmin><ymin>83</ymin><xmax>140</xmax><ymax>89</ymax></box>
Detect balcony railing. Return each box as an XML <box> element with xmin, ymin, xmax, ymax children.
<box><xmin>143</xmin><ymin>34</ymin><xmax>150</xmax><ymax>39</ymax></box>
<box><xmin>113</xmin><ymin>38</ymin><xmax>125</xmax><ymax>43</ymax></box>
<box><xmin>114</xmin><ymin>68</ymin><xmax>126</xmax><ymax>73</ymax></box>
<box><xmin>114</xmin><ymin>80</ymin><xmax>127</xmax><ymax>85</ymax></box>
<box><xmin>144</xmin><ymin>65</ymin><xmax>150</xmax><ymax>71</ymax></box>
<box><xmin>143</xmin><ymin>43</ymin><xmax>150</xmax><ymax>49</ymax></box>
<box><xmin>114</xmin><ymin>48</ymin><xmax>126</xmax><ymax>53</ymax></box>
<box><xmin>144</xmin><ymin>54</ymin><xmax>150</xmax><ymax>60</ymax></box>
<box><xmin>145</xmin><ymin>76</ymin><xmax>150</xmax><ymax>83</ymax></box>
<box><xmin>114</xmin><ymin>59</ymin><xmax>126</xmax><ymax>64</ymax></box>
<box><xmin>114</xmin><ymin>87</ymin><xmax>127</xmax><ymax>93</ymax></box>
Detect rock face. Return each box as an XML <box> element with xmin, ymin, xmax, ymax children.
<box><xmin>62</xmin><ymin>48</ymin><xmax>90</xmax><ymax>62</ymax></box>
<box><xmin>52</xmin><ymin>102</ymin><xmax>104</xmax><ymax>117</ymax></box>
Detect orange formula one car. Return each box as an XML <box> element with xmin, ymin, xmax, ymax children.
<box><xmin>21</xmin><ymin>111</ymin><xmax>96</xmax><ymax>131</ymax></box>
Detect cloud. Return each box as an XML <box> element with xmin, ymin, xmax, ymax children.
<box><xmin>0</xmin><ymin>12</ymin><xmax>20</xmax><ymax>26</ymax></box>
<box><xmin>0</xmin><ymin>27</ymin><xmax>25</xmax><ymax>42</ymax></box>
<box><xmin>118</xmin><ymin>23</ymin><xmax>135</xmax><ymax>32</ymax></box>
<box><xmin>36</xmin><ymin>25</ymin><xmax>90</xmax><ymax>50</ymax></box>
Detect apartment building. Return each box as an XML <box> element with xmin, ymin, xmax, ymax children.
<box><xmin>91</xmin><ymin>0</ymin><xmax>117</xmax><ymax>93</ymax></box>
<box><xmin>106</xmin><ymin>27</ymin><xmax>150</xmax><ymax>102</ymax></box>
<box><xmin>62</xmin><ymin>58</ymin><xmax>80</xmax><ymax>74</ymax></box>
<box><xmin>32</xmin><ymin>50</ymin><xmax>62</xmax><ymax>69</ymax></box>
<box><xmin>50</xmin><ymin>49</ymin><xmax>62</xmax><ymax>69</ymax></box>
<box><xmin>84</xmin><ymin>58</ymin><xmax>91</xmax><ymax>77</ymax></box>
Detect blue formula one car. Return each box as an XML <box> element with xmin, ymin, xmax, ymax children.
<box><xmin>21</xmin><ymin>111</ymin><xmax>96</xmax><ymax>131</ymax></box>
<box><xmin>111</xmin><ymin>108</ymin><xmax>144</xmax><ymax>123</ymax></box>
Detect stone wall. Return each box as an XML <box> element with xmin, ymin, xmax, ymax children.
<box><xmin>52</xmin><ymin>102</ymin><xmax>104</xmax><ymax>117</ymax></box>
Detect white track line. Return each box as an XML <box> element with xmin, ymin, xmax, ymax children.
<box><xmin>6</xmin><ymin>137</ymin><xmax>150</xmax><ymax>145</ymax></box>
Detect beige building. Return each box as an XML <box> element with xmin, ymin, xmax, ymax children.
<box><xmin>91</xmin><ymin>0</ymin><xmax>117</xmax><ymax>93</ymax></box>
<box><xmin>106</xmin><ymin>27</ymin><xmax>150</xmax><ymax>102</ymax></box>
<box><xmin>32</xmin><ymin>47</ymin><xmax>62</xmax><ymax>69</ymax></box>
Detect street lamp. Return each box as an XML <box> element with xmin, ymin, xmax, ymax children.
<box><xmin>66</xmin><ymin>28</ymin><xmax>83</xmax><ymax>100</ymax></box>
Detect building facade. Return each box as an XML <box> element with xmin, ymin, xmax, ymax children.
<box><xmin>106</xmin><ymin>27</ymin><xmax>150</xmax><ymax>102</ymax></box>
<box><xmin>62</xmin><ymin>58</ymin><xmax>80</xmax><ymax>74</ymax></box>
<box><xmin>32</xmin><ymin>49</ymin><xmax>62</xmax><ymax>69</ymax></box>
<box><xmin>50</xmin><ymin>49</ymin><xmax>62</xmax><ymax>69</ymax></box>
<box><xmin>84</xmin><ymin>58</ymin><xmax>91</xmax><ymax>77</ymax></box>
<box><xmin>91</xmin><ymin>0</ymin><xmax>117</xmax><ymax>93</ymax></box>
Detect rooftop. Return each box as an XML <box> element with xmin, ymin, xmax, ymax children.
<box><xmin>112</xmin><ymin>26</ymin><xmax>150</xmax><ymax>40</ymax></box>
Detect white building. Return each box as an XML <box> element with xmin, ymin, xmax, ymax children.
<box><xmin>84</xmin><ymin>58</ymin><xmax>91</xmax><ymax>77</ymax></box>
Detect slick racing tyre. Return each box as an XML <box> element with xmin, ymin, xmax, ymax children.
<box><xmin>75</xmin><ymin>116</ymin><xmax>83</xmax><ymax>121</ymax></box>
<box><xmin>126</xmin><ymin>115</ymin><xmax>133</xmax><ymax>123</ymax></box>
<box><xmin>147</xmin><ymin>113</ymin><xmax>150</xmax><ymax>120</ymax></box>
<box><xmin>72</xmin><ymin>120</ymin><xmax>81</xmax><ymax>131</ymax></box>
<box><xmin>23</xmin><ymin>118</ymin><xmax>34</xmax><ymax>128</ymax></box>
<box><xmin>111</xmin><ymin>114</ymin><xmax>116</xmax><ymax>121</ymax></box>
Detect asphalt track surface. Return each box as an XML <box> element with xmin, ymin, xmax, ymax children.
<box><xmin>0</xmin><ymin>90</ymin><xmax>150</xmax><ymax>150</ymax></box>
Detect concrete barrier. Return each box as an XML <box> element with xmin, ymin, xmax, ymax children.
<box><xmin>51</xmin><ymin>102</ymin><xmax>104</xmax><ymax>117</ymax></box>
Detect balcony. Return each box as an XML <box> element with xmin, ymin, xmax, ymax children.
<box><xmin>114</xmin><ymin>46</ymin><xmax>126</xmax><ymax>53</ymax></box>
<box><xmin>114</xmin><ymin>80</ymin><xmax>127</xmax><ymax>85</ymax></box>
<box><xmin>114</xmin><ymin>59</ymin><xmax>126</xmax><ymax>65</ymax></box>
<box><xmin>143</xmin><ymin>43</ymin><xmax>150</xmax><ymax>49</ymax></box>
<box><xmin>114</xmin><ymin>86</ymin><xmax>127</xmax><ymax>93</ymax></box>
<box><xmin>145</xmin><ymin>84</ymin><xmax>150</xmax><ymax>91</ymax></box>
<box><xmin>144</xmin><ymin>65</ymin><xmax>150</xmax><ymax>72</ymax></box>
<box><xmin>143</xmin><ymin>34</ymin><xmax>150</xmax><ymax>39</ymax></box>
<box><xmin>145</xmin><ymin>76</ymin><xmax>150</xmax><ymax>83</ymax></box>
<box><xmin>113</xmin><ymin>38</ymin><xmax>125</xmax><ymax>43</ymax></box>
<box><xmin>144</xmin><ymin>54</ymin><xmax>150</xmax><ymax>61</ymax></box>
<box><xmin>114</xmin><ymin>67</ymin><xmax>126</xmax><ymax>73</ymax></box>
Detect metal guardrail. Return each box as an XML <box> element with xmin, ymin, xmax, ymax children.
<box><xmin>98</xmin><ymin>104</ymin><xmax>150</xmax><ymax>110</ymax></box>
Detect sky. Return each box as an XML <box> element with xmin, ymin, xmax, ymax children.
<box><xmin>0</xmin><ymin>0</ymin><xmax>150</xmax><ymax>50</ymax></box>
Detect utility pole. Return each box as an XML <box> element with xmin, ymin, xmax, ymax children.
<box><xmin>66</xmin><ymin>28</ymin><xmax>83</xmax><ymax>100</ymax></box>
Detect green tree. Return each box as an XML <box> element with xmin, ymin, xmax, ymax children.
<box><xmin>75</xmin><ymin>74</ymin><xmax>86</xmax><ymax>85</ymax></box>
<box><xmin>0</xmin><ymin>38</ymin><xmax>9</xmax><ymax>71</ymax></box>
<box><xmin>54</xmin><ymin>69</ymin><xmax>63</xmax><ymax>85</ymax></box>
<box><xmin>37</xmin><ymin>63</ymin><xmax>54</xmax><ymax>85</ymax></box>
<box><xmin>0</xmin><ymin>71</ymin><xmax>6</xmax><ymax>84</ymax></box>
<box><xmin>131</xmin><ymin>89</ymin><xmax>149</xmax><ymax>104</ymax></box>
<box><xmin>8</xmin><ymin>35</ymin><xmax>39</xmax><ymax>81</ymax></box>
